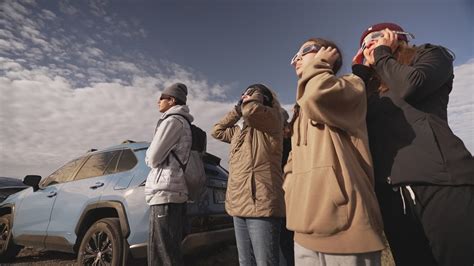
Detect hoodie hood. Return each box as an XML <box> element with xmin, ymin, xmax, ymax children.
<box><xmin>161</xmin><ymin>105</ymin><xmax>194</xmax><ymax>123</ymax></box>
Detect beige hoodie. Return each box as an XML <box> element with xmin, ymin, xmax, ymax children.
<box><xmin>283</xmin><ymin>57</ymin><xmax>385</xmax><ymax>253</ymax></box>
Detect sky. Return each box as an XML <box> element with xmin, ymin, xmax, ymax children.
<box><xmin>1</xmin><ymin>0</ymin><xmax>473</xmax><ymax>178</ymax></box>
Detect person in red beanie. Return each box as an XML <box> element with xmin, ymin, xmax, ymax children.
<box><xmin>353</xmin><ymin>22</ymin><xmax>474</xmax><ymax>266</ymax></box>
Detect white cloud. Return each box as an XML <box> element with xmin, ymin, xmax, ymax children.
<box><xmin>0</xmin><ymin>1</ymin><xmax>152</xmax><ymax>90</ymax></box>
<box><xmin>4</xmin><ymin>1</ymin><xmax>30</xmax><ymax>17</ymax></box>
<box><xmin>88</xmin><ymin>0</ymin><xmax>108</xmax><ymax>17</ymax></box>
<box><xmin>447</xmin><ymin>60</ymin><xmax>474</xmax><ymax>154</ymax></box>
<box><xmin>59</xmin><ymin>0</ymin><xmax>79</xmax><ymax>15</ymax></box>
<box><xmin>0</xmin><ymin>59</ymin><xmax>234</xmax><ymax>178</ymax></box>
<box><xmin>40</xmin><ymin>9</ymin><xmax>57</xmax><ymax>20</ymax></box>
<box><xmin>109</xmin><ymin>61</ymin><xmax>142</xmax><ymax>74</ymax></box>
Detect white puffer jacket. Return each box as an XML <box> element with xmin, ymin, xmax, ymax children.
<box><xmin>145</xmin><ymin>105</ymin><xmax>193</xmax><ymax>205</ymax></box>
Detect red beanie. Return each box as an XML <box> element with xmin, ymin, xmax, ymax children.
<box><xmin>359</xmin><ymin>22</ymin><xmax>407</xmax><ymax>46</ymax></box>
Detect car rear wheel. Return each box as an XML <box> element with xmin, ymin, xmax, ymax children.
<box><xmin>77</xmin><ymin>218</ymin><xmax>124</xmax><ymax>266</ymax></box>
<box><xmin>0</xmin><ymin>214</ymin><xmax>22</xmax><ymax>261</ymax></box>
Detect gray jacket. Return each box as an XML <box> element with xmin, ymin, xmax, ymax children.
<box><xmin>145</xmin><ymin>105</ymin><xmax>193</xmax><ymax>205</ymax></box>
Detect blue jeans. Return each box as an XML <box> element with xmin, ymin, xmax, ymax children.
<box><xmin>233</xmin><ymin>216</ymin><xmax>281</xmax><ymax>266</ymax></box>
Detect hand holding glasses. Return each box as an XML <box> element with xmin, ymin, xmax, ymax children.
<box><xmin>361</xmin><ymin>29</ymin><xmax>415</xmax><ymax>51</ymax></box>
<box><xmin>235</xmin><ymin>87</ymin><xmax>256</xmax><ymax>115</ymax></box>
<box><xmin>354</xmin><ymin>29</ymin><xmax>415</xmax><ymax>65</ymax></box>
<box><xmin>290</xmin><ymin>44</ymin><xmax>322</xmax><ymax>65</ymax></box>
<box><xmin>313</xmin><ymin>46</ymin><xmax>340</xmax><ymax>67</ymax></box>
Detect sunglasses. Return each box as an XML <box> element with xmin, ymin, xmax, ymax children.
<box><xmin>361</xmin><ymin>30</ymin><xmax>415</xmax><ymax>50</ymax></box>
<box><xmin>290</xmin><ymin>44</ymin><xmax>322</xmax><ymax>65</ymax></box>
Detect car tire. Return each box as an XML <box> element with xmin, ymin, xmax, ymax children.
<box><xmin>77</xmin><ymin>218</ymin><xmax>124</xmax><ymax>266</ymax></box>
<box><xmin>0</xmin><ymin>214</ymin><xmax>22</xmax><ymax>261</ymax></box>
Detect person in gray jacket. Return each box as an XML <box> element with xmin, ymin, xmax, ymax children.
<box><xmin>145</xmin><ymin>82</ymin><xmax>192</xmax><ymax>266</ymax></box>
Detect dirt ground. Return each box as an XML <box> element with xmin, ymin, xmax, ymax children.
<box><xmin>2</xmin><ymin>244</ymin><xmax>239</xmax><ymax>266</ymax></box>
<box><xmin>4</xmin><ymin>243</ymin><xmax>394</xmax><ymax>266</ymax></box>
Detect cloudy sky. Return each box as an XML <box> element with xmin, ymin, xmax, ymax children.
<box><xmin>1</xmin><ymin>0</ymin><xmax>473</xmax><ymax>178</ymax></box>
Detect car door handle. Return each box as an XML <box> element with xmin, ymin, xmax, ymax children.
<box><xmin>90</xmin><ymin>182</ymin><xmax>104</xmax><ymax>189</ymax></box>
<box><xmin>47</xmin><ymin>191</ymin><xmax>57</xmax><ymax>198</ymax></box>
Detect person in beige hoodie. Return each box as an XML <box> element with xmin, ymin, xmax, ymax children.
<box><xmin>284</xmin><ymin>38</ymin><xmax>385</xmax><ymax>265</ymax></box>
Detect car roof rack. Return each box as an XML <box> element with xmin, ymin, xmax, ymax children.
<box><xmin>122</xmin><ymin>140</ymin><xmax>136</xmax><ymax>144</ymax></box>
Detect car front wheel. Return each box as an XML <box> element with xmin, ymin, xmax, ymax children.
<box><xmin>0</xmin><ymin>214</ymin><xmax>22</xmax><ymax>261</ymax></box>
<box><xmin>77</xmin><ymin>218</ymin><xmax>124</xmax><ymax>266</ymax></box>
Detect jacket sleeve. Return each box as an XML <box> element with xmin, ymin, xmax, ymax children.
<box><xmin>241</xmin><ymin>94</ymin><xmax>282</xmax><ymax>135</ymax></box>
<box><xmin>145</xmin><ymin>117</ymin><xmax>184</xmax><ymax>168</ymax></box>
<box><xmin>296</xmin><ymin>58</ymin><xmax>366</xmax><ymax>133</ymax></box>
<box><xmin>373</xmin><ymin>45</ymin><xmax>453</xmax><ymax>101</ymax></box>
<box><xmin>211</xmin><ymin>108</ymin><xmax>241</xmax><ymax>143</ymax></box>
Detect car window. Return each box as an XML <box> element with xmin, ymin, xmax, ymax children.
<box><xmin>103</xmin><ymin>151</ymin><xmax>121</xmax><ymax>175</ymax></box>
<box><xmin>40</xmin><ymin>157</ymin><xmax>86</xmax><ymax>187</ymax></box>
<box><xmin>115</xmin><ymin>149</ymin><xmax>138</xmax><ymax>172</ymax></box>
<box><xmin>103</xmin><ymin>149</ymin><xmax>138</xmax><ymax>175</ymax></box>
<box><xmin>74</xmin><ymin>151</ymin><xmax>120</xmax><ymax>181</ymax></box>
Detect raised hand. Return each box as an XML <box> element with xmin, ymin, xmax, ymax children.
<box><xmin>314</xmin><ymin>46</ymin><xmax>340</xmax><ymax>68</ymax></box>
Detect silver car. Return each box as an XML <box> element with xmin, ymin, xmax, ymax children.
<box><xmin>0</xmin><ymin>141</ymin><xmax>233</xmax><ymax>264</ymax></box>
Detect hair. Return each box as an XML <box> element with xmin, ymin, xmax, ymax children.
<box><xmin>269</xmin><ymin>89</ymin><xmax>285</xmax><ymax>129</ymax></box>
<box><xmin>269</xmin><ymin>89</ymin><xmax>282</xmax><ymax>113</ymax></box>
<box><xmin>246</xmin><ymin>84</ymin><xmax>275</xmax><ymax>107</ymax></box>
<box><xmin>288</xmin><ymin>38</ymin><xmax>344</xmax><ymax>135</ymax></box>
<box><xmin>367</xmin><ymin>41</ymin><xmax>417</xmax><ymax>95</ymax></box>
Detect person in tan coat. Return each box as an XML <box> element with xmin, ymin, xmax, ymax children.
<box><xmin>212</xmin><ymin>84</ymin><xmax>285</xmax><ymax>266</ymax></box>
<box><xmin>284</xmin><ymin>38</ymin><xmax>385</xmax><ymax>265</ymax></box>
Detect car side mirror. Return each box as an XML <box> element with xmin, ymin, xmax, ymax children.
<box><xmin>23</xmin><ymin>175</ymin><xmax>42</xmax><ymax>192</ymax></box>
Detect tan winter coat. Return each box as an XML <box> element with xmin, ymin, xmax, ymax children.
<box><xmin>212</xmin><ymin>95</ymin><xmax>285</xmax><ymax>217</ymax></box>
<box><xmin>283</xmin><ymin>57</ymin><xmax>385</xmax><ymax>253</ymax></box>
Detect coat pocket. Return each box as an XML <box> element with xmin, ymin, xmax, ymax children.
<box><xmin>284</xmin><ymin>166</ymin><xmax>349</xmax><ymax>235</ymax></box>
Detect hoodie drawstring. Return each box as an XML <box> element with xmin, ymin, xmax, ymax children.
<box><xmin>400</xmin><ymin>188</ymin><xmax>407</xmax><ymax>215</ymax></box>
<box><xmin>406</xmin><ymin>185</ymin><xmax>416</xmax><ymax>205</ymax></box>
<box><xmin>399</xmin><ymin>185</ymin><xmax>417</xmax><ymax>215</ymax></box>
<box><xmin>295</xmin><ymin>112</ymin><xmax>310</xmax><ymax>146</ymax></box>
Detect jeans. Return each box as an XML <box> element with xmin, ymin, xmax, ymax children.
<box><xmin>233</xmin><ymin>216</ymin><xmax>281</xmax><ymax>266</ymax></box>
<box><xmin>148</xmin><ymin>203</ymin><xmax>186</xmax><ymax>266</ymax></box>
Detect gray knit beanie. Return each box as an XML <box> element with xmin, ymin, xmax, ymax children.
<box><xmin>162</xmin><ymin>83</ymin><xmax>188</xmax><ymax>104</ymax></box>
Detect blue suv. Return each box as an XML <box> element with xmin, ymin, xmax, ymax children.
<box><xmin>0</xmin><ymin>141</ymin><xmax>233</xmax><ymax>264</ymax></box>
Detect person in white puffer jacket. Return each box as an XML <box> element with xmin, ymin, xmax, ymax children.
<box><xmin>145</xmin><ymin>82</ymin><xmax>192</xmax><ymax>266</ymax></box>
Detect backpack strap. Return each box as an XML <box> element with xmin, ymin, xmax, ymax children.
<box><xmin>168</xmin><ymin>114</ymin><xmax>192</xmax><ymax>172</ymax></box>
<box><xmin>171</xmin><ymin>151</ymin><xmax>187</xmax><ymax>172</ymax></box>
